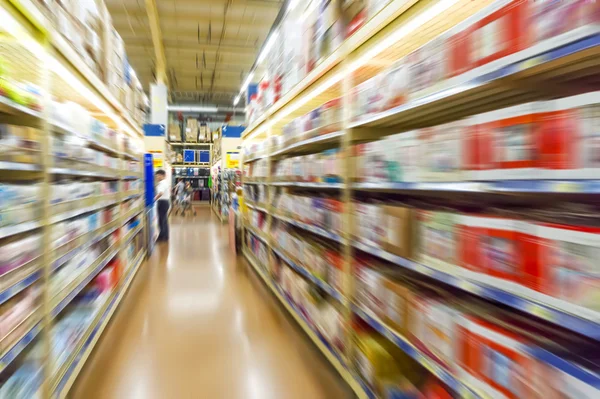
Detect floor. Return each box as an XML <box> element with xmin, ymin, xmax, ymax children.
<box><xmin>72</xmin><ymin>207</ymin><xmax>351</xmax><ymax>399</ymax></box>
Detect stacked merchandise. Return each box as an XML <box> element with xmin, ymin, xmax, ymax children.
<box><xmin>273</xmin><ymin>148</ymin><xmax>344</xmax><ymax>183</ymax></box>
<box><xmin>243</xmin><ymin>157</ymin><xmax>269</xmax><ymax>181</ymax></box>
<box><xmin>0</xmin><ymin>56</ymin><xmax>43</xmax><ymax>112</ymax></box>
<box><xmin>243</xmin><ymin>183</ymin><xmax>268</xmax><ymax>206</ymax></box>
<box><xmin>220</xmin><ymin>169</ymin><xmax>242</xmax><ymax>220</ymax></box>
<box><xmin>186</xmin><ymin>118</ymin><xmax>198</xmax><ymax>143</ymax></box>
<box><xmin>273</xmin><ymin>192</ymin><xmax>343</xmax><ymax>236</ymax></box>
<box><xmin>33</xmin><ymin>0</ymin><xmax>147</xmax><ymax>125</ymax></box>
<box><xmin>246</xmin><ymin>0</ymin><xmax>393</xmax><ymax>126</ymax></box>
<box><xmin>279</xmin><ymin>98</ymin><xmax>343</xmax><ymax>150</ymax></box>
<box><xmin>242</xmin><ymin>0</ymin><xmax>600</xmax><ymax>397</ymax></box>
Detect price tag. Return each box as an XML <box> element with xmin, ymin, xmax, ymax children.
<box><xmin>522</xmin><ymin>56</ymin><xmax>542</xmax><ymax>70</ymax></box>
<box><xmin>528</xmin><ymin>303</ymin><xmax>553</xmax><ymax>321</ymax></box>
<box><xmin>554</xmin><ymin>182</ymin><xmax>579</xmax><ymax>193</ymax></box>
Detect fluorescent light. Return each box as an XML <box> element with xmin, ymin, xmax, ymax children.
<box><xmin>287</xmin><ymin>0</ymin><xmax>301</xmax><ymax>12</ymax></box>
<box><xmin>257</xmin><ymin>30</ymin><xmax>279</xmax><ymax>65</ymax></box>
<box><xmin>233</xmin><ymin>95</ymin><xmax>241</xmax><ymax>106</ymax></box>
<box><xmin>168</xmin><ymin>105</ymin><xmax>218</xmax><ymax>113</ymax></box>
<box><xmin>241</xmin><ymin>71</ymin><xmax>255</xmax><ymax>93</ymax></box>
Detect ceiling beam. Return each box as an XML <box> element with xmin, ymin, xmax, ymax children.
<box><xmin>145</xmin><ymin>0</ymin><xmax>167</xmax><ymax>85</ymax></box>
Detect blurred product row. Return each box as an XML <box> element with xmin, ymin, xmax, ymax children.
<box><xmin>0</xmin><ymin>0</ymin><xmax>148</xmax><ymax>396</ymax></box>
<box><xmin>241</xmin><ymin>0</ymin><xmax>600</xmax><ymax>398</ymax></box>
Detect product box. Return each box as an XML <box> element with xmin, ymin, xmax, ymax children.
<box><xmin>380</xmin><ymin>60</ymin><xmax>408</xmax><ymax>111</ymax></box>
<box><xmin>539</xmin><ymin>92</ymin><xmax>600</xmax><ymax>179</ymax></box>
<box><xmin>383</xmin><ymin>277</ymin><xmax>413</xmax><ymax>336</ymax></box>
<box><xmin>354</xmin><ymin>259</ymin><xmax>386</xmax><ymax>317</ymax></box>
<box><xmin>326</xmin><ymin>249</ymin><xmax>344</xmax><ymax>293</ymax></box>
<box><xmin>418</xmin><ymin>121</ymin><xmax>465</xmax><ymax>182</ymax></box>
<box><xmin>353</xmin><ymin>202</ymin><xmax>385</xmax><ymax>248</ymax></box>
<box><xmin>465</xmin><ymin>0</ymin><xmax>529</xmax><ymax>73</ymax></box>
<box><xmin>471</xmin><ymin>102</ymin><xmax>548</xmax><ymax>180</ymax></box>
<box><xmin>320</xmin><ymin>98</ymin><xmax>342</xmax><ymax>131</ymax></box>
<box><xmin>456</xmin><ymin>315</ymin><xmax>540</xmax><ymax>399</ymax></box>
<box><xmin>528</xmin><ymin>221</ymin><xmax>600</xmax><ymax>320</ymax></box>
<box><xmin>527</xmin><ymin>0</ymin><xmax>600</xmax><ymax>47</ymax></box>
<box><xmin>406</xmin><ymin>36</ymin><xmax>448</xmax><ymax>98</ymax></box>
<box><xmin>382</xmin><ymin>205</ymin><xmax>415</xmax><ymax>259</ymax></box>
<box><xmin>417</xmin><ymin>211</ymin><xmax>459</xmax><ymax>270</ymax></box>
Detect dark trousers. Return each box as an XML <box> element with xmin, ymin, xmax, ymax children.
<box><xmin>157</xmin><ymin>199</ymin><xmax>170</xmax><ymax>241</ymax></box>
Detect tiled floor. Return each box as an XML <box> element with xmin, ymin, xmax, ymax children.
<box><xmin>72</xmin><ymin>207</ymin><xmax>351</xmax><ymax>398</ymax></box>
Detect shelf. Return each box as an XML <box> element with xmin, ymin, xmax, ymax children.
<box><xmin>0</xmin><ymin>269</ymin><xmax>42</xmax><ymax>305</ymax></box>
<box><xmin>242</xmin><ymin>180</ymin><xmax>267</xmax><ymax>185</ymax></box>
<box><xmin>7</xmin><ymin>0</ymin><xmax>144</xmax><ymax>138</ymax></box>
<box><xmin>246</xmin><ymin>226</ymin><xmax>269</xmax><ymax>245</ymax></box>
<box><xmin>49</xmin><ymin>168</ymin><xmax>119</xmax><ymax>179</ymax></box>
<box><xmin>122</xmin><ymin>206</ymin><xmax>144</xmax><ymax>223</ymax></box>
<box><xmin>352</xmin><ymin>305</ymin><xmax>484</xmax><ymax>399</ymax></box>
<box><xmin>52</xmin><ymin>250</ymin><xmax>145</xmax><ymax>397</ymax></box>
<box><xmin>243</xmin><ymin>250</ymin><xmax>374</xmax><ymax>399</ymax></box>
<box><xmin>172</xmin><ymin>163</ymin><xmax>210</xmax><ymax>168</ymax></box>
<box><xmin>271</xmin><ymin>181</ymin><xmax>344</xmax><ymax>189</ymax></box>
<box><xmin>0</xmin><ymin>220</ymin><xmax>42</xmax><ymax>240</ymax></box>
<box><xmin>243</xmin><ymin>154</ymin><xmax>265</xmax><ymax>163</ymax></box>
<box><xmin>353</xmin><ymin>180</ymin><xmax>600</xmax><ymax>194</ymax></box>
<box><xmin>271</xmin><ymin>130</ymin><xmax>344</xmax><ymax>158</ymax></box>
<box><xmin>123</xmin><ymin>175</ymin><xmax>141</xmax><ymax>181</ymax></box>
<box><xmin>50</xmin><ymin>246</ymin><xmax>120</xmax><ymax>318</ymax></box>
<box><xmin>349</xmin><ymin>33</ymin><xmax>600</xmax><ymax>132</ymax></box>
<box><xmin>123</xmin><ymin>224</ymin><xmax>143</xmax><ymax>246</ymax></box>
<box><xmin>0</xmin><ymin>95</ymin><xmax>43</xmax><ymax>120</ymax></box>
<box><xmin>50</xmin><ymin>198</ymin><xmax>120</xmax><ymax>224</ymax></box>
<box><xmin>0</xmin><ymin>161</ymin><xmax>42</xmax><ymax>172</ymax></box>
<box><xmin>272</xmin><ymin>214</ymin><xmax>343</xmax><ymax>244</ymax></box>
<box><xmin>352</xmin><ymin>240</ymin><xmax>600</xmax><ymax>340</ymax></box>
<box><xmin>0</xmin><ymin>320</ymin><xmax>42</xmax><ymax>374</ymax></box>
<box><xmin>242</xmin><ymin>0</ymin><xmax>419</xmax><ymax>138</ymax></box>
<box><xmin>272</xmin><ymin>246</ymin><xmax>344</xmax><ymax>303</ymax></box>
<box><xmin>51</xmin><ymin>223</ymin><xmax>120</xmax><ymax>272</ymax></box>
<box><xmin>245</xmin><ymin>202</ymin><xmax>268</xmax><ymax>213</ymax></box>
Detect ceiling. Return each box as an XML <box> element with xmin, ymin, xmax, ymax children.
<box><xmin>105</xmin><ymin>0</ymin><xmax>283</xmax><ymax>106</ymax></box>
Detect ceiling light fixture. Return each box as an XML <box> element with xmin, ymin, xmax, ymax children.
<box><xmin>257</xmin><ymin>30</ymin><xmax>279</xmax><ymax>65</ymax></box>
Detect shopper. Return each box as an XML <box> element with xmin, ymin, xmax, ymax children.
<box><xmin>154</xmin><ymin>169</ymin><xmax>170</xmax><ymax>242</ymax></box>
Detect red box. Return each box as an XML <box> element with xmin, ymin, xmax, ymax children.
<box><xmin>456</xmin><ymin>316</ymin><xmax>539</xmax><ymax>399</ymax></box>
<box><xmin>466</xmin><ymin>0</ymin><xmax>529</xmax><ymax>70</ymax></box>
<box><xmin>526</xmin><ymin>221</ymin><xmax>600</xmax><ymax>319</ymax></box>
<box><xmin>471</xmin><ymin>102</ymin><xmax>548</xmax><ymax>180</ymax></box>
<box><xmin>539</xmin><ymin>92</ymin><xmax>600</xmax><ymax>179</ymax></box>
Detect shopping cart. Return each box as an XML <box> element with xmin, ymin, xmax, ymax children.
<box><xmin>179</xmin><ymin>190</ymin><xmax>196</xmax><ymax>217</ymax></box>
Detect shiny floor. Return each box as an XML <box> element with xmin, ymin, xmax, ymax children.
<box><xmin>72</xmin><ymin>207</ymin><xmax>351</xmax><ymax>399</ymax></box>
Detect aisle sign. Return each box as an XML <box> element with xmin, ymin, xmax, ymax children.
<box><xmin>226</xmin><ymin>152</ymin><xmax>239</xmax><ymax>168</ymax></box>
<box><xmin>153</xmin><ymin>158</ymin><xmax>163</xmax><ymax>168</ymax></box>
<box><xmin>150</xmin><ymin>150</ymin><xmax>164</xmax><ymax>168</ymax></box>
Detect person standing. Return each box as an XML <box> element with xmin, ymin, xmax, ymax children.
<box><xmin>154</xmin><ymin>170</ymin><xmax>170</xmax><ymax>242</ymax></box>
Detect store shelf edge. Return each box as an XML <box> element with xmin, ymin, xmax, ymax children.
<box><xmin>243</xmin><ymin>250</ymin><xmax>374</xmax><ymax>399</ymax></box>
<box><xmin>53</xmin><ymin>250</ymin><xmax>146</xmax><ymax>398</ymax></box>
<box><xmin>352</xmin><ymin>241</ymin><xmax>600</xmax><ymax>340</ymax></box>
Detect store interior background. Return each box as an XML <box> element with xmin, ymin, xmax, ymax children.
<box><xmin>2</xmin><ymin>0</ymin><xmax>600</xmax><ymax>398</ymax></box>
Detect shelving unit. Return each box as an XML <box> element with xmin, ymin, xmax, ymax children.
<box><xmin>241</xmin><ymin>1</ymin><xmax>600</xmax><ymax>398</ymax></box>
<box><xmin>0</xmin><ymin>2</ymin><xmax>147</xmax><ymax>397</ymax></box>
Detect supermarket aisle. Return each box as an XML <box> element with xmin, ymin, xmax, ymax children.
<box><xmin>72</xmin><ymin>207</ymin><xmax>351</xmax><ymax>398</ymax></box>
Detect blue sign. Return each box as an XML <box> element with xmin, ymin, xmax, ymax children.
<box><xmin>143</xmin><ymin>154</ymin><xmax>155</xmax><ymax>207</ymax></box>
<box><xmin>143</xmin><ymin>124</ymin><xmax>165</xmax><ymax>137</ymax></box>
<box><xmin>183</xmin><ymin>150</ymin><xmax>195</xmax><ymax>163</ymax></box>
<box><xmin>221</xmin><ymin>125</ymin><xmax>245</xmax><ymax>138</ymax></box>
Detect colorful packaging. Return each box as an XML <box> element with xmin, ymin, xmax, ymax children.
<box><xmin>528</xmin><ymin>221</ymin><xmax>600</xmax><ymax>320</ymax></box>
<box><xmin>539</xmin><ymin>92</ymin><xmax>600</xmax><ymax>179</ymax></box>
<box><xmin>470</xmin><ymin>102</ymin><xmax>548</xmax><ymax>180</ymax></box>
